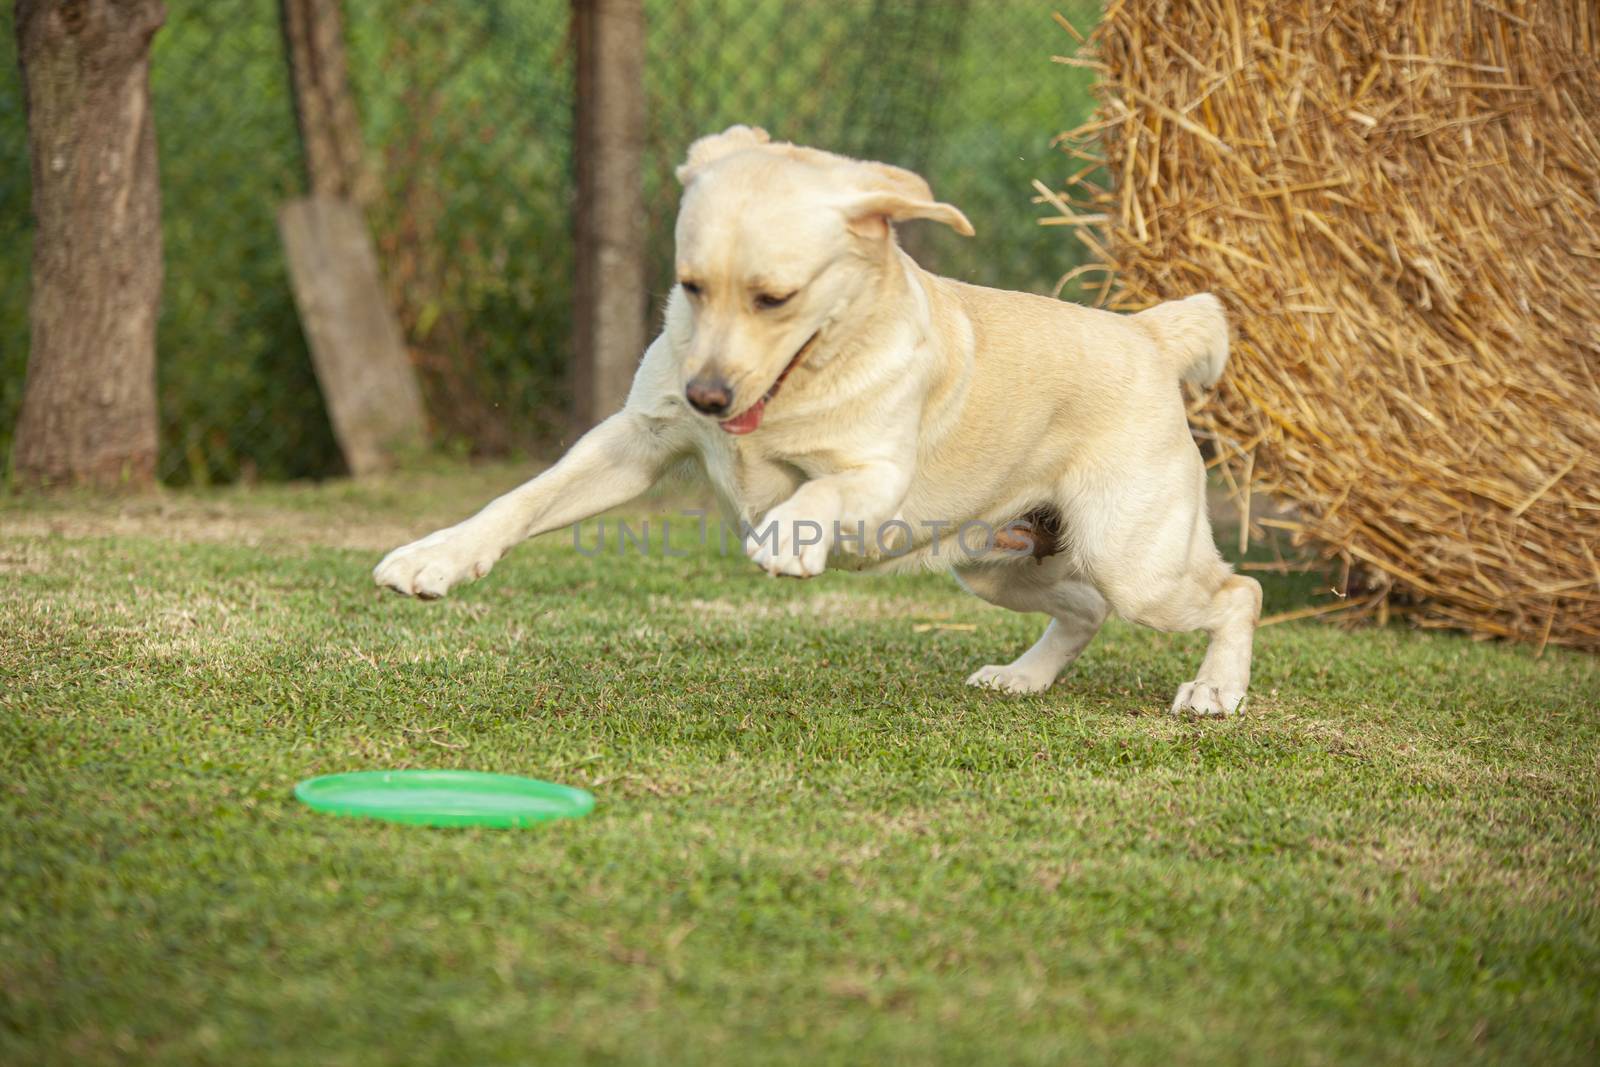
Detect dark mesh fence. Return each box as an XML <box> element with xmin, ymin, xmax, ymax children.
<box><xmin>0</xmin><ymin>1</ymin><xmax>1098</xmax><ymax>485</ymax></box>
<box><xmin>642</xmin><ymin>1</ymin><xmax>1091</xmax><ymax>318</ymax></box>
<box><xmin>347</xmin><ymin>0</ymin><xmax>577</xmax><ymax>464</ymax></box>
<box><xmin>1</xmin><ymin>10</ymin><xmax>35</xmax><ymax>481</ymax></box>
<box><xmin>0</xmin><ymin>36</ymin><xmax>24</xmax><ymax>479</ymax></box>
<box><xmin>152</xmin><ymin>4</ymin><xmax>336</xmax><ymax>485</ymax></box>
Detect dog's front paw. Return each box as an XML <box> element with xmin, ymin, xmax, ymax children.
<box><xmin>745</xmin><ymin>506</ymin><xmax>831</xmax><ymax>578</ymax></box>
<box><xmin>1169</xmin><ymin>680</ymin><xmax>1246</xmax><ymax>717</ymax></box>
<box><xmin>373</xmin><ymin>523</ymin><xmax>501</xmax><ymax>599</ymax></box>
<box><xmin>966</xmin><ymin>663</ymin><xmax>1055</xmax><ymax>695</ymax></box>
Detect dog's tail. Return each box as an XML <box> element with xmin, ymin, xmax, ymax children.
<box><xmin>1132</xmin><ymin>293</ymin><xmax>1230</xmax><ymax>387</ymax></box>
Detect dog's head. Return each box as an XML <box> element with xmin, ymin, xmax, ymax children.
<box><xmin>671</xmin><ymin>125</ymin><xmax>972</xmax><ymax>434</ymax></box>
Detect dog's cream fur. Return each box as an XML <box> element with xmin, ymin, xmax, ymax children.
<box><xmin>374</xmin><ymin>126</ymin><xmax>1262</xmax><ymax>715</ymax></box>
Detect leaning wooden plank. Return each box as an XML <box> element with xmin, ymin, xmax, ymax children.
<box><xmin>278</xmin><ymin>195</ymin><xmax>428</xmax><ymax>476</ymax></box>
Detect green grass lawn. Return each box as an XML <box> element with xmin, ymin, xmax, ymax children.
<box><xmin>2</xmin><ymin>463</ymin><xmax>1596</xmax><ymax>1065</ymax></box>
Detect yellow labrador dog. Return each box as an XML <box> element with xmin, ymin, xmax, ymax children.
<box><xmin>375</xmin><ymin>126</ymin><xmax>1261</xmax><ymax>716</ymax></box>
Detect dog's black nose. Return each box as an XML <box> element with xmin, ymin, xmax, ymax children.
<box><xmin>685</xmin><ymin>376</ymin><xmax>733</xmax><ymax>416</ymax></box>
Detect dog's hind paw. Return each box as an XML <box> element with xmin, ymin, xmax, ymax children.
<box><xmin>966</xmin><ymin>664</ymin><xmax>1055</xmax><ymax>695</ymax></box>
<box><xmin>1169</xmin><ymin>680</ymin><xmax>1246</xmax><ymax>717</ymax></box>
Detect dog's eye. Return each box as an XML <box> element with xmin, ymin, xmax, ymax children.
<box><xmin>754</xmin><ymin>291</ymin><xmax>795</xmax><ymax>310</ymax></box>
<box><xmin>680</xmin><ymin>280</ymin><xmax>702</xmax><ymax>297</ymax></box>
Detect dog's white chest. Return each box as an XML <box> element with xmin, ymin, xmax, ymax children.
<box><xmin>694</xmin><ymin>435</ymin><xmax>804</xmax><ymax>524</ymax></box>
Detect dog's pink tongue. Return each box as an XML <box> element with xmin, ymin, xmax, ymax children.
<box><xmin>718</xmin><ymin>398</ymin><xmax>766</xmax><ymax>435</ymax></box>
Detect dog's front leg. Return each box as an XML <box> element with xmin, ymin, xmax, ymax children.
<box><xmin>374</xmin><ymin>411</ymin><xmax>679</xmax><ymax>598</ymax></box>
<box><xmin>746</xmin><ymin>462</ymin><xmax>911</xmax><ymax>578</ymax></box>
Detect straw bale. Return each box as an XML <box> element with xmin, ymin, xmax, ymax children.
<box><xmin>1051</xmin><ymin>0</ymin><xmax>1600</xmax><ymax>651</ymax></box>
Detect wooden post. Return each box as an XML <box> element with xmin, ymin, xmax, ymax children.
<box><xmin>11</xmin><ymin>0</ymin><xmax>167</xmax><ymax>489</ymax></box>
<box><xmin>278</xmin><ymin>0</ymin><xmax>426</xmax><ymax>474</ymax></box>
<box><xmin>571</xmin><ymin>0</ymin><xmax>647</xmax><ymax>434</ymax></box>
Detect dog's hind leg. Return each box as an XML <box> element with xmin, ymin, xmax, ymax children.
<box><xmin>1106</xmin><ymin>562</ymin><xmax>1261</xmax><ymax>716</ymax></box>
<box><xmin>1070</xmin><ymin>463</ymin><xmax>1263</xmax><ymax>716</ymax></box>
<box><xmin>1167</xmin><ymin>573</ymin><xmax>1262</xmax><ymax>715</ymax></box>
<box><xmin>956</xmin><ymin>561</ymin><xmax>1108</xmax><ymax>694</ymax></box>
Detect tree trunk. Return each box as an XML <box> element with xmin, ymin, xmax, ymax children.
<box><xmin>278</xmin><ymin>0</ymin><xmax>426</xmax><ymax>473</ymax></box>
<box><xmin>278</xmin><ymin>0</ymin><xmax>370</xmax><ymax>205</ymax></box>
<box><xmin>571</xmin><ymin>0</ymin><xmax>646</xmax><ymax>434</ymax></box>
<box><xmin>12</xmin><ymin>0</ymin><xmax>166</xmax><ymax>489</ymax></box>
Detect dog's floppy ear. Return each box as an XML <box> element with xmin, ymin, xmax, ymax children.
<box><xmin>841</xmin><ymin>162</ymin><xmax>974</xmax><ymax>238</ymax></box>
<box><xmin>676</xmin><ymin>125</ymin><xmax>771</xmax><ymax>185</ymax></box>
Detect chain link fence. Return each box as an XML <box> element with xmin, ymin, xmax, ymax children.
<box><xmin>1</xmin><ymin>0</ymin><xmax>1098</xmax><ymax>485</ymax></box>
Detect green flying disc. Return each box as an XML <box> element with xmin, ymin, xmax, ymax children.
<box><xmin>294</xmin><ymin>770</ymin><xmax>594</xmax><ymax>828</ymax></box>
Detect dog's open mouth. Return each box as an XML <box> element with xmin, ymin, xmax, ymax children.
<box><xmin>718</xmin><ymin>331</ymin><xmax>821</xmax><ymax>435</ymax></box>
